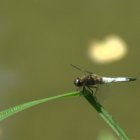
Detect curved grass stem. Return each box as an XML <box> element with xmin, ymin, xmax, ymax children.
<box><xmin>0</xmin><ymin>91</ymin><xmax>80</xmax><ymax>121</ymax></box>
<box><xmin>0</xmin><ymin>89</ymin><xmax>131</xmax><ymax>140</ymax></box>
<box><xmin>82</xmin><ymin>89</ymin><xmax>131</xmax><ymax>140</ymax></box>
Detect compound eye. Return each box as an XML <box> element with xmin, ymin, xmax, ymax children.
<box><xmin>74</xmin><ymin>78</ymin><xmax>82</xmax><ymax>87</ymax></box>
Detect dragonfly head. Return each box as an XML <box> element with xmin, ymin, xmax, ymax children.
<box><xmin>74</xmin><ymin>77</ymin><xmax>83</xmax><ymax>87</ymax></box>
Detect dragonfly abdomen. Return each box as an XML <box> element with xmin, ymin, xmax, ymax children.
<box><xmin>102</xmin><ymin>77</ymin><xmax>136</xmax><ymax>84</ymax></box>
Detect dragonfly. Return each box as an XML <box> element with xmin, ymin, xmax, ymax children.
<box><xmin>71</xmin><ymin>64</ymin><xmax>136</xmax><ymax>94</ymax></box>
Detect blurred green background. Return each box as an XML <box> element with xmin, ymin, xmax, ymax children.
<box><xmin>0</xmin><ymin>0</ymin><xmax>139</xmax><ymax>140</ymax></box>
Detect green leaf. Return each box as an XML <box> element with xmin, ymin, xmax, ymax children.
<box><xmin>82</xmin><ymin>89</ymin><xmax>131</xmax><ymax>140</ymax></box>
<box><xmin>0</xmin><ymin>91</ymin><xmax>80</xmax><ymax>121</ymax></box>
<box><xmin>0</xmin><ymin>89</ymin><xmax>131</xmax><ymax>140</ymax></box>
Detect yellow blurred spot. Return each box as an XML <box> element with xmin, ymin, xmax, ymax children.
<box><xmin>88</xmin><ymin>35</ymin><xmax>127</xmax><ymax>64</ymax></box>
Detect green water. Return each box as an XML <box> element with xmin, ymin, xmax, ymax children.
<box><xmin>0</xmin><ymin>0</ymin><xmax>139</xmax><ymax>140</ymax></box>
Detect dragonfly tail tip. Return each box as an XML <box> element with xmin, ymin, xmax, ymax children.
<box><xmin>129</xmin><ymin>78</ymin><xmax>136</xmax><ymax>81</ymax></box>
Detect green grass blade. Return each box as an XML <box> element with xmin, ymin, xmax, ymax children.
<box><xmin>83</xmin><ymin>89</ymin><xmax>131</xmax><ymax>140</ymax></box>
<box><xmin>0</xmin><ymin>89</ymin><xmax>131</xmax><ymax>140</ymax></box>
<box><xmin>0</xmin><ymin>91</ymin><xmax>80</xmax><ymax>121</ymax></box>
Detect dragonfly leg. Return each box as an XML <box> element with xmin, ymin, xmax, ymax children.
<box><xmin>85</xmin><ymin>86</ymin><xmax>97</xmax><ymax>100</ymax></box>
<box><xmin>81</xmin><ymin>86</ymin><xmax>88</xmax><ymax>96</ymax></box>
<box><xmin>87</xmin><ymin>86</ymin><xmax>94</xmax><ymax>94</ymax></box>
<box><xmin>76</xmin><ymin>87</ymin><xmax>79</xmax><ymax>91</ymax></box>
<box><xmin>93</xmin><ymin>86</ymin><xmax>98</xmax><ymax>95</ymax></box>
<box><xmin>86</xmin><ymin>85</ymin><xmax>98</xmax><ymax>96</ymax></box>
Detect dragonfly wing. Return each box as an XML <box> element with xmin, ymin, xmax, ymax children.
<box><xmin>95</xmin><ymin>84</ymin><xmax>110</xmax><ymax>102</ymax></box>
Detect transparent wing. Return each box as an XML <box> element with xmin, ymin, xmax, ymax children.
<box><xmin>95</xmin><ymin>84</ymin><xmax>110</xmax><ymax>102</ymax></box>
